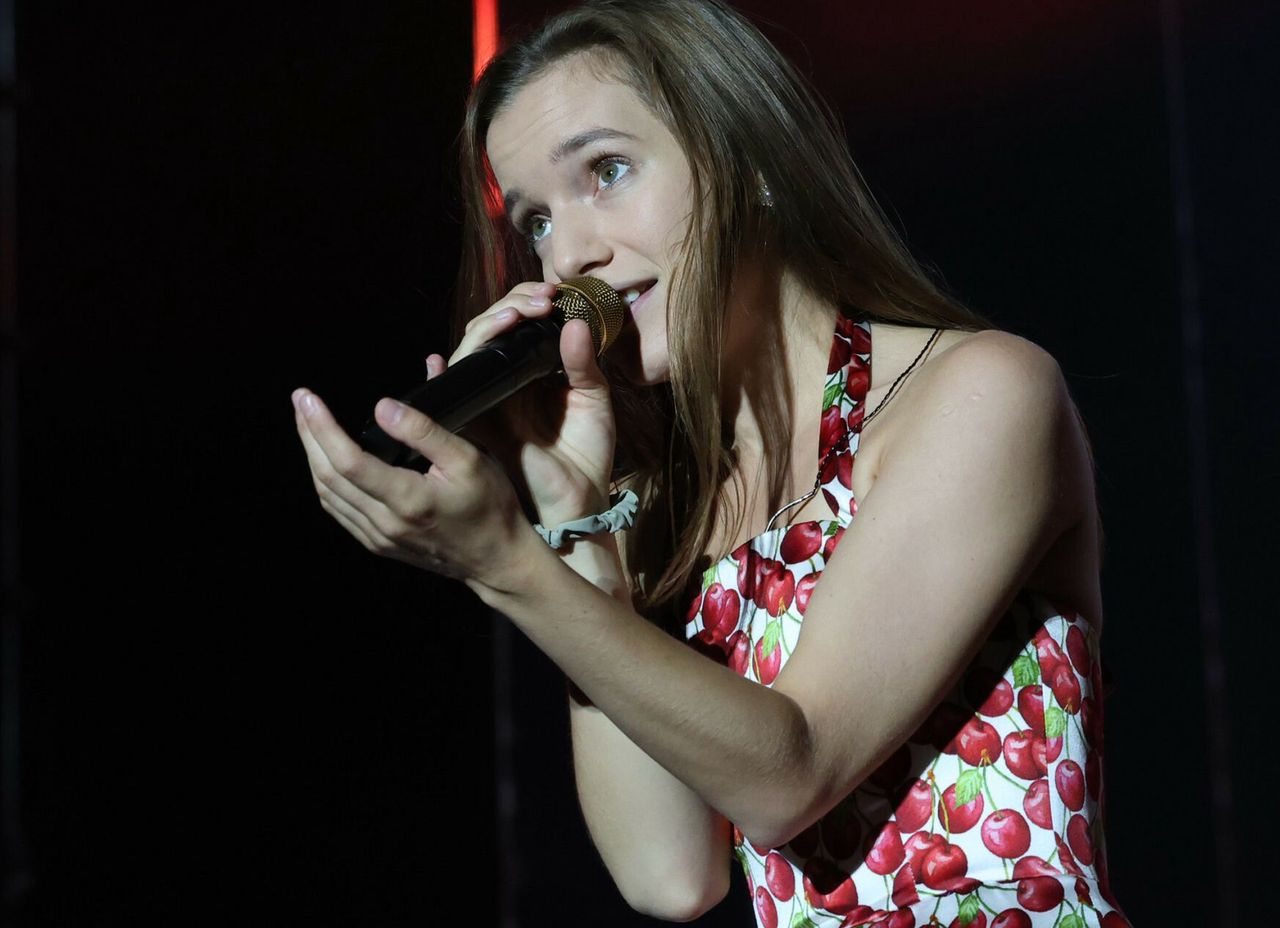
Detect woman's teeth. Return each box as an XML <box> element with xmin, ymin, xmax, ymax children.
<box><xmin>624</xmin><ymin>288</ymin><xmax>642</xmax><ymax>305</ymax></box>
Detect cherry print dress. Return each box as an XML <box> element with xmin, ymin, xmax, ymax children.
<box><xmin>684</xmin><ymin>315</ymin><xmax>1132</xmax><ymax>928</ymax></box>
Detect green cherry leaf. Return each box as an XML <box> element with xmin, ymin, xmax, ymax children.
<box><xmin>822</xmin><ymin>380</ymin><xmax>843</xmax><ymax>411</ymax></box>
<box><xmin>701</xmin><ymin>564</ymin><xmax>717</xmax><ymax>588</ymax></box>
<box><xmin>789</xmin><ymin>913</ymin><xmax>818</xmax><ymax>928</ymax></box>
<box><xmin>1060</xmin><ymin>915</ymin><xmax>1085</xmax><ymax>928</ymax></box>
<box><xmin>824</xmin><ymin>522</ymin><xmax>840</xmax><ymax>537</ymax></box>
<box><xmin>1045</xmin><ymin>706</ymin><xmax>1067</xmax><ymax>739</ymax></box>
<box><xmin>956</xmin><ymin>894</ymin><xmax>981</xmax><ymax>927</ymax></box>
<box><xmin>955</xmin><ymin>769</ymin><xmax>983</xmax><ymax>807</ymax></box>
<box><xmin>1012</xmin><ymin>654</ymin><xmax>1040</xmax><ymax>687</ymax></box>
<box><xmin>762</xmin><ymin>621</ymin><xmax>783</xmax><ymax>657</ymax></box>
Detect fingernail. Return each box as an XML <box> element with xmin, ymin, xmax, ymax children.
<box><xmin>498</xmin><ymin>307</ymin><xmax>519</xmax><ymax>320</ymax></box>
<box><xmin>529</xmin><ymin>297</ymin><xmax>549</xmax><ymax>308</ymax></box>
<box><xmin>301</xmin><ymin>393</ymin><xmax>318</xmax><ymax>417</ymax></box>
<box><xmin>380</xmin><ymin>398</ymin><xmax>405</xmax><ymax>425</ymax></box>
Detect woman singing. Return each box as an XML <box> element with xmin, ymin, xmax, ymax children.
<box><xmin>291</xmin><ymin>1</ymin><xmax>1130</xmax><ymax>925</ymax></box>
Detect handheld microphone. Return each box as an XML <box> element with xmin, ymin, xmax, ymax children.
<box><xmin>358</xmin><ymin>276</ymin><xmax>625</xmax><ymax>468</ymax></box>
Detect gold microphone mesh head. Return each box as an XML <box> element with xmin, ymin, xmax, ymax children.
<box><xmin>552</xmin><ymin>276</ymin><xmax>625</xmax><ymax>355</ymax></box>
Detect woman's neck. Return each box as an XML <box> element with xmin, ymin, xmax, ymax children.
<box><xmin>718</xmin><ymin>266</ymin><xmax>840</xmax><ymax>462</ymax></box>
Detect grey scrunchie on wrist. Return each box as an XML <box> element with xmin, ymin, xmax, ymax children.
<box><xmin>533</xmin><ymin>489</ymin><xmax>639</xmax><ymax>550</ymax></box>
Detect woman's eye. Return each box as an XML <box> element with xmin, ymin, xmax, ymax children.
<box><xmin>527</xmin><ymin>216</ymin><xmax>551</xmax><ymax>244</ymax></box>
<box><xmin>595</xmin><ymin>158</ymin><xmax>631</xmax><ymax>190</ymax></box>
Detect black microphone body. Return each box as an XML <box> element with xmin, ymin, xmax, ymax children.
<box><xmin>358</xmin><ymin>276</ymin><xmax>624</xmax><ymax>469</ymax></box>
<box><xmin>360</xmin><ymin>316</ymin><xmax>567</xmax><ymax>468</ymax></box>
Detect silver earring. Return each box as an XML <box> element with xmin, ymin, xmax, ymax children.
<box><xmin>758</xmin><ymin>179</ymin><xmax>774</xmax><ymax>208</ymax></box>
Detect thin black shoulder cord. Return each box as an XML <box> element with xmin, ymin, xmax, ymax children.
<box><xmin>763</xmin><ymin>326</ymin><xmax>944</xmax><ymax>532</ymax></box>
<box><xmin>864</xmin><ymin>327</ymin><xmax>944</xmax><ymax>426</ymax></box>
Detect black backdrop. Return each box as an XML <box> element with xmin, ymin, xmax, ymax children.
<box><xmin>6</xmin><ymin>0</ymin><xmax>1275</xmax><ymax>925</ymax></box>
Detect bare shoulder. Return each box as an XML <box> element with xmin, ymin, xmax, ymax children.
<box><xmin>881</xmin><ymin>327</ymin><xmax>1092</xmax><ymax>533</ymax></box>
<box><xmin>927</xmin><ymin>328</ymin><xmax>1065</xmax><ymax>400</ymax></box>
<box><xmin>879</xmin><ymin>328</ymin><xmax>1069</xmax><ymax>440</ymax></box>
<box><xmin>867</xmin><ymin>327</ymin><xmax>1077</xmax><ymax>496</ymax></box>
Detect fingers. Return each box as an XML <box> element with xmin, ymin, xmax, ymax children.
<box><xmin>293</xmin><ymin>388</ymin><xmax>421</xmax><ymax>519</ymax></box>
<box><xmin>559</xmin><ymin>318</ymin><xmax>611</xmax><ymax>402</ymax></box>
<box><xmin>373</xmin><ymin>395</ymin><xmax>481</xmax><ymax>479</ymax></box>
<box><xmin>451</xmin><ymin>281</ymin><xmax>558</xmax><ymax>365</ymax></box>
<box><xmin>423</xmin><ymin>352</ymin><xmax>514</xmax><ymax>464</ymax></box>
<box><xmin>294</xmin><ymin>389</ymin><xmax>481</xmax><ymax>568</ymax></box>
<box><xmin>295</xmin><ymin>411</ymin><xmax>390</xmax><ymax>548</ymax></box>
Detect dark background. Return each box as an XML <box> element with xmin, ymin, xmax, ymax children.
<box><xmin>4</xmin><ymin>0</ymin><xmax>1274</xmax><ymax>924</ymax></box>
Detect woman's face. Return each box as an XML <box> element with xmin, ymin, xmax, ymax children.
<box><xmin>485</xmin><ymin>54</ymin><xmax>696</xmax><ymax>385</ymax></box>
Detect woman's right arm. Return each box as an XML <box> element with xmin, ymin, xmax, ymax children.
<box><xmin>435</xmin><ymin>286</ymin><xmax>731</xmax><ymax>918</ymax></box>
<box><xmin>558</xmin><ymin>514</ymin><xmax>732</xmax><ymax>922</ymax></box>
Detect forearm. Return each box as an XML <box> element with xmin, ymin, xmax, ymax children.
<box><xmin>471</xmin><ymin>529</ymin><xmax>819</xmax><ymax>847</ymax></box>
<box><xmin>570</xmin><ymin>696</ymin><xmax>731</xmax><ymax>918</ymax></box>
<box><xmin>549</xmin><ymin>525</ymin><xmax>732</xmax><ymax>912</ymax></box>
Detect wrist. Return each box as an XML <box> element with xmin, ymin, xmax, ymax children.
<box><xmin>468</xmin><ymin>524</ymin><xmax>559</xmax><ymax>606</ymax></box>
<box><xmin>535</xmin><ymin>487</ymin><xmax>611</xmax><ymax>528</ymax></box>
<box><xmin>533</xmin><ymin>489</ymin><xmax>637</xmax><ymax>553</ymax></box>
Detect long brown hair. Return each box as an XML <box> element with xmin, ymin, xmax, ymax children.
<box><xmin>456</xmin><ymin>0</ymin><xmax>1090</xmax><ymax>632</ymax></box>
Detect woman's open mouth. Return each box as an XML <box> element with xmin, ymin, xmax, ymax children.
<box><xmin>622</xmin><ymin>280</ymin><xmax>657</xmax><ymax>317</ymax></box>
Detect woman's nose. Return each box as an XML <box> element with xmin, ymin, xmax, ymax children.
<box><xmin>551</xmin><ymin>204</ymin><xmax>612</xmax><ymax>281</ymax></box>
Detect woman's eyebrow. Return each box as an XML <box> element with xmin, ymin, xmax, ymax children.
<box><xmin>549</xmin><ymin>126</ymin><xmax>638</xmax><ymax>164</ymax></box>
<box><xmin>503</xmin><ymin>127</ymin><xmax>640</xmax><ymax>222</ymax></box>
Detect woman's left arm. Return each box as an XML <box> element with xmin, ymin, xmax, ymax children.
<box><xmin>295</xmin><ymin>331</ymin><xmax>1082</xmax><ymax>850</ymax></box>
<box><xmin>469</xmin><ymin>332</ymin><xmax>1084</xmax><ymax>848</ymax></box>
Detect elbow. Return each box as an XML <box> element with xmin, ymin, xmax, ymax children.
<box><xmin>736</xmin><ymin>749</ymin><xmax>832</xmax><ymax>851</ymax></box>
<box><xmin>737</xmin><ymin>770</ymin><xmax>844</xmax><ymax>852</ymax></box>
<box><xmin>735</xmin><ymin>790</ymin><xmax>825</xmax><ymax>853</ymax></box>
<box><xmin>738</xmin><ymin>816</ymin><xmax>812</xmax><ymax>857</ymax></box>
<box><xmin>737</xmin><ymin>701</ymin><xmax>879</xmax><ymax>851</ymax></box>
<box><xmin>621</xmin><ymin>867</ymin><xmax>730</xmax><ymax>922</ymax></box>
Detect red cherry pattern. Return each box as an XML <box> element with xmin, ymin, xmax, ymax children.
<box><xmin>755</xmin><ymin>885</ymin><xmax>778</xmax><ymax>928</ymax></box>
<box><xmin>1002</xmin><ymin>731</ymin><xmax>1039</xmax><ymax>780</ymax></box>
<box><xmin>682</xmin><ymin>319</ymin><xmax>1123</xmax><ymax>927</ymax></box>
<box><xmin>803</xmin><ymin>856</ymin><xmax>860</xmax><ymax>915</ymax></box>
<box><xmin>981</xmin><ymin>809</ymin><xmax>1032</xmax><ymax>859</ymax></box>
<box><xmin>1067</xmin><ymin>814</ymin><xmax>1095</xmax><ymax>866</ymax></box>
<box><xmin>1016</xmin><ymin>687</ymin><xmax>1045</xmax><ymax>736</ymax></box>
<box><xmin>1023</xmin><ymin>778</ymin><xmax>1053</xmax><ymax>831</ymax></box>
<box><xmin>953</xmin><ymin>718</ymin><xmax>1002</xmax><ymax>768</ymax></box>
<box><xmin>894</xmin><ymin>779</ymin><xmax>933</xmax><ymax>833</ymax></box>
<box><xmin>1016</xmin><ymin>876</ymin><xmax>1065</xmax><ymax>912</ymax></box>
<box><xmin>782</xmin><ymin>522</ymin><xmax>824</xmax><ymax>564</ymax></box>
<box><xmin>904</xmin><ymin>831</ymin><xmax>945</xmax><ymax>877</ymax></box>
<box><xmin>1056</xmin><ymin>760</ymin><xmax>1086</xmax><ymax>811</ymax></box>
<box><xmin>920</xmin><ymin>843</ymin><xmax>968</xmax><ymax>890</ymax></box>
<box><xmin>765</xmin><ymin>850</ymin><xmax>795</xmax><ymax>901</ymax></box>
<box><xmin>866</xmin><ymin>823</ymin><xmax>906</xmax><ymax>875</ymax></box>
<box><xmin>754</xmin><ymin>632</ymin><xmax>782</xmax><ymax>686</ymax></box>
<box><xmin>992</xmin><ymin>912</ymin><xmax>1032</xmax><ymax>928</ymax></box>
<box><xmin>727</xmin><ymin>630</ymin><xmax>751</xmax><ymax>676</ymax></box>
<box><xmin>938</xmin><ymin>784</ymin><xmax>984</xmax><ymax>834</ymax></box>
<box><xmin>891</xmin><ymin>864</ymin><xmax>920</xmax><ymax>908</ymax></box>
<box><xmin>1012</xmin><ymin>856</ymin><xmax>1060</xmax><ymax>879</ymax></box>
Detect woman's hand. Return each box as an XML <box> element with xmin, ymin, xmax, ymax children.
<box><xmin>442</xmin><ymin>281</ymin><xmax>618</xmax><ymax>524</ymax></box>
<box><xmin>292</xmin><ymin>386</ymin><xmax>540</xmax><ymax>594</ymax></box>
